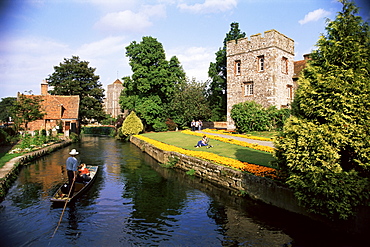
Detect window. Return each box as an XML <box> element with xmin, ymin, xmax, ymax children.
<box><xmin>257</xmin><ymin>55</ymin><xmax>264</xmax><ymax>71</ymax></box>
<box><xmin>235</xmin><ymin>60</ymin><xmax>241</xmax><ymax>75</ymax></box>
<box><xmin>287</xmin><ymin>85</ymin><xmax>293</xmax><ymax>99</ymax></box>
<box><xmin>244</xmin><ymin>82</ymin><xmax>254</xmax><ymax>96</ymax></box>
<box><xmin>281</xmin><ymin>57</ymin><xmax>288</xmax><ymax>74</ymax></box>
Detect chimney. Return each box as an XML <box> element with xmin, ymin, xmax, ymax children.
<box><xmin>303</xmin><ymin>54</ymin><xmax>311</xmax><ymax>60</ymax></box>
<box><xmin>41</xmin><ymin>80</ymin><xmax>48</xmax><ymax>95</ymax></box>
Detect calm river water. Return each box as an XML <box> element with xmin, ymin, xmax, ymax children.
<box><xmin>0</xmin><ymin>136</ymin><xmax>364</xmax><ymax>247</ymax></box>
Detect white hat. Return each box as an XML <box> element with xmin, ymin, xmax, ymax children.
<box><xmin>69</xmin><ymin>149</ymin><xmax>79</xmax><ymax>155</ymax></box>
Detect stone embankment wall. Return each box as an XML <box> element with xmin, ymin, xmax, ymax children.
<box><xmin>0</xmin><ymin>140</ymin><xmax>72</xmax><ymax>199</ymax></box>
<box><xmin>130</xmin><ymin>135</ymin><xmax>370</xmax><ymax>237</ymax></box>
<box><xmin>130</xmin><ymin>136</ymin><xmax>306</xmax><ymax>214</ymax></box>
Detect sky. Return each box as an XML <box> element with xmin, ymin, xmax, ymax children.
<box><xmin>0</xmin><ymin>0</ymin><xmax>369</xmax><ymax>99</ymax></box>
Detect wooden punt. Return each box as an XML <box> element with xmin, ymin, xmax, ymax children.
<box><xmin>50</xmin><ymin>165</ymin><xmax>98</xmax><ymax>204</ymax></box>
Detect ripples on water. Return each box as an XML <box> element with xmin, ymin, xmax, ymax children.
<box><xmin>0</xmin><ymin>136</ymin><xmax>365</xmax><ymax>246</ymax></box>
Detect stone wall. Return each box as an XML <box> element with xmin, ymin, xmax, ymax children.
<box><xmin>0</xmin><ymin>140</ymin><xmax>72</xmax><ymax>200</ymax></box>
<box><xmin>130</xmin><ymin>135</ymin><xmax>306</xmax><ymax>215</ymax></box>
<box><xmin>130</xmin><ymin>135</ymin><xmax>370</xmax><ymax>237</ymax></box>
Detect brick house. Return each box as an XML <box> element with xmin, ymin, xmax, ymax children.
<box><xmin>226</xmin><ymin>29</ymin><xmax>308</xmax><ymax>130</ymax></box>
<box><xmin>20</xmin><ymin>81</ymin><xmax>80</xmax><ymax>135</ymax></box>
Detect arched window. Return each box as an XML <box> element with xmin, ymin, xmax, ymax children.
<box><xmin>257</xmin><ymin>55</ymin><xmax>264</xmax><ymax>71</ymax></box>
<box><xmin>235</xmin><ymin>60</ymin><xmax>241</xmax><ymax>75</ymax></box>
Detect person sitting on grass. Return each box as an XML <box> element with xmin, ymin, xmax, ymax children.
<box><xmin>195</xmin><ymin>135</ymin><xmax>213</xmax><ymax>148</ymax></box>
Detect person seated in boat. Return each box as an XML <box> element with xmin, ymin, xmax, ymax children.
<box><xmin>77</xmin><ymin>163</ymin><xmax>91</xmax><ymax>182</ymax></box>
<box><xmin>194</xmin><ymin>135</ymin><xmax>213</xmax><ymax>148</ymax></box>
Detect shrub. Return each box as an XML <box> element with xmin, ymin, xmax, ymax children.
<box><xmin>231</xmin><ymin>101</ymin><xmax>290</xmax><ymax>132</ymax></box>
<box><xmin>69</xmin><ymin>132</ymin><xmax>80</xmax><ymax>143</ymax></box>
<box><xmin>121</xmin><ymin>111</ymin><xmax>144</xmax><ymax>137</ymax></box>
<box><xmin>165</xmin><ymin>118</ymin><xmax>178</xmax><ymax>131</ymax></box>
<box><xmin>0</xmin><ymin>129</ymin><xmax>6</xmax><ymax>145</ymax></box>
<box><xmin>41</xmin><ymin>129</ymin><xmax>47</xmax><ymax>136</ymax></box>
<box><xmin>152</xmin><ymin>120</ymin><xmax>168</xmax><ymax>132</ymax></box>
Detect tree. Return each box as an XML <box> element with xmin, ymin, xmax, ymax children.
<box><xmin>120</xmin><ymin>111</ymin><xmax>144</xmax><ymax>138</ymax></box>
<box><xmin>208</xmin><ymin>22</ymin><xmax>246</xmax><ymax>121</ymax></box>
<box><xmin>46</xmin><ymin>56</ymin><xmax>106</xmax><ymax>124</ymax></box>
<box><xmin>167</xmin><ymin>78</ymin><xmax>212</xmax><ymax>129</ymax></box>
<box><xmin>0</xmin><ymin>97</ymin><xmax>16</xmax><ymax>124</ymax></box>
<box><xmin>11</xmin><ymin>94</ymin><xmax>45</xmax><ymax>132</ymax></box>
<box><xmin>120</xmin><ymin>36</ymin><xmax>186</xmax><ymax>131</ymax></box>
<box><xmin>274</xmin><ymin>0</ymin><xmax>370</xmax><ymax>220</ymax></box>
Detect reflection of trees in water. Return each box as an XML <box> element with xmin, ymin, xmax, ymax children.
<box><xmin>122</xmin><ymin>159</ymin><xmax>187</xmax><ymax>242</ymax></box>
<box><xmin>9</xmin><ymin>182</ymin><xmax>42</xmax><ymax>209</ymax></box>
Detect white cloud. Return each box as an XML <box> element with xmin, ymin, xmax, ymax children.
<box><xmin>0</xmin><ymin>35</ymin><xmax>131</xmax><ymax>97</ymax></box>
<box><xmin>94</xmin><ymin>4</ymin><xmax>166</xmax><ymax>33</ymax></box>
<box><xmin>76</xmin><ymin>36</ymin><xmax>132</xmax><ymax>86</ymax></box>
<box><xmin>78</xmin><ymin>36</ymin><xmax>127</xmax><ymax>58</ymax></box>
<box><xmin>0</xmin><ymin>36</ymin><xmax>73</xmax><ymax>97</ymax></box>
<box><xmin>299</xmin><ymin>8</ymin><xmax>330</xmax><ymax>25</ymax></box>
<box><xmin>75</xmin><ymin>0</ymin><xmax>137</xmax><ymax>11</ymax></box>
<box><xmin>177</xmin><ymin>0</ymin><xmax>237</xmax><ymax>14</ymax></box>
<box><xmin>168</xmin><ymin>46</ymin><xmax>215</xmax><ymax>82</ymax></box>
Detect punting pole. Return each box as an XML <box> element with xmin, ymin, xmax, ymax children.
<box><xmin>51</xmin><ymin>176</ymin><xmax>76</xmax><ymax>238</ymax></box>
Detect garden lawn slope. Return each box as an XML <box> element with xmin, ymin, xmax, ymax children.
<box><xmin>142</xmin><ymin>132</ymin><xmax>276</xmax><ymax>168</ymax></box>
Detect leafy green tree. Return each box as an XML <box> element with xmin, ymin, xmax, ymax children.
<box><xmin>46</xmin><ymin>56</ymin><xmax>106</xmax><ymax>124</ymax></box>
<box><xmin>208</xmin><ymin>22</ymin><xmax>246</xmax><ymax>121</ymax></box>
<box><xmin>274</xmin><ymin>0</ymin><xmax>370</xmax><ymax>220</ymax></box>
<box><xmin>11</xmin><ymin>94</ymin><xmax>45</xmax><ymax>131</ymax></box>
<box><xmin>0</xmin><ymin>97</ymin><xmax>16</xmax><ymax>124</ymax></box>
<box><xmin>167</xmin><ymin>78</ymin><xmax>212</xmax><ymax>129</ymax></box>
<box><xmin>120</xmin><ymin>36</ymin><xmax>186</xmax><ymax>131</ymax></box>
<box><xmin>121</xmin><ymin>111</ymin><xmax>144</xmax><ymax>137</ymax></box>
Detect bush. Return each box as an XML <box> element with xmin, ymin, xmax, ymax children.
<box><xmin>231</xmin><ymin>101</ymin><xmax>290</xmax><ymax>132</ymax></box>
<box><xmin>152</xmin><ymin>120</ymin><xmax>168</xmax><ymax>132</ymax></box>
<box><xmin>165</xmin><ymin>118</ymin><xmax>178</xmax><ymax>131</ymax></box>
<box><xmin>41</xmin><ymin>129</ymin><xmax>47</xmax><ymax>136</ymax></box>
<box><xmin>0</xmin><ymin>129</ymin><xmax>6</xmax><ymax>145</ymax></box>
<box><xmin>121</xmin><ymin>111</ymin><xmax>144</xmax><ymax>137</ymax></box>
<box><xmin>69</xmin><ymin>132</ymin><xmax>80</xmax><ymax>143</ymax></box>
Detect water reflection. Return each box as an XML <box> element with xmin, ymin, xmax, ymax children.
<box><xmin>0</xmin><ymin>135</ymin><xmax>364</xmax><ymax>246</ymax></box>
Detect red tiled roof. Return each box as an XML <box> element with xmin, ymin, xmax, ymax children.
<box><xmin>41</xmin><ymin>95</ymin><xmax>79</xmax><ymax>119</ymax></box>
<box><xmin>293</xmin><ymin>60</ymin><xmax>307</xmax><ymax>79</ymax></box>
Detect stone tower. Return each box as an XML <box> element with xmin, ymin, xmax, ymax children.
<box><xmin>105</xmin><ymin>79</ymin><xmax>124</xmax><ymax>118</ymax></box>
<box><xmin>226</xmin><ymin>29</ymin><xmax>295</xmax><ymax>129</ymax></box>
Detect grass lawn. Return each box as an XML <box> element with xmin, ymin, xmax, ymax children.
<box><xmin>142</xmin><ymin>132</ymin><xmax>277</xmax><ymax>168</ymax></box>
<box><xmin>0</xmin><ymin>153</ymin><xmax>23</xmax><ymax>169</ymax></box>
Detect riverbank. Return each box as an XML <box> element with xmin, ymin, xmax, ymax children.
<box><xmin>0</xmin><ymin>140</ymin><xmax>72</xmax><ymax>199</ymax></box>
<box><xmin>130</xmin><ymin>134</ymin><xmax>370</xmax><ymax>238</ymax></box>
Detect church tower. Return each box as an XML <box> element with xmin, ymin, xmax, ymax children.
<box><xmin>105</xmin><ymin>79</ymin><xmax>124</xmax><ymax>118</ymax></box>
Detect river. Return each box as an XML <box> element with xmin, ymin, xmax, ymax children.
<box><xmin>0</xmin><ymin>136</ymin><xmax>364</xmax><ymax>246</ymax></box>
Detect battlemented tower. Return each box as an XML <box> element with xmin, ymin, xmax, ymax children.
<box><xmin>226</xmin><ymin>29</ymin><xmax>295</xmax><ymax>129</ymax></box>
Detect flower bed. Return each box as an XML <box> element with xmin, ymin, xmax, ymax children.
<box><xmin>181</xmin><ymin>130</ymin><xmax>275</xmax><ymax>153</ymax></box>
<box><xmin>135</xmin><ymin>135</ymin><xmax>278</xmax><ymax>179</ymax></box>
<box><xmin>202</xmin><ymin>129</ymin><xmax>274</xmax><ymax>141</ymax></box>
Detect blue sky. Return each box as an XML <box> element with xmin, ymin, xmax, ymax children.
<box><xmin>0</xmin><ymin>0</ymin><xmax>369</xmax><ymax>99</ymax></box>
